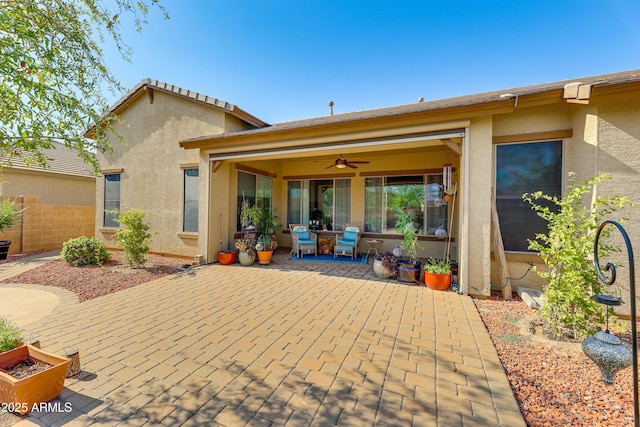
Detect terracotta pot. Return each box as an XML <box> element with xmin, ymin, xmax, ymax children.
<box><xmin>217</xmin><ymin>251</ymin><xmax>236</xmax><ymax>265</ymax></box>
<box><xmin>373</xmin><ymin>259</ymin><xmax>392</xmax><ymax>279</ymax></box>
<box><xmin>0</xmin><ymin>345</ymin><xmax>71</xmax><ymax>414</ymax></box>
<box><xmin>238</xmin><ymin>251</ymin><xmax>255</xmax><ymax>266</ymax></box>
<box><xmin>257</xmin><ymin>250</ymin><xmax>273</xmax><ymax>265</ymax></box>
<box><xmin>424</xmin><ymin>272</ymin><xmax>451</xmax><ymax>291</ymax></box>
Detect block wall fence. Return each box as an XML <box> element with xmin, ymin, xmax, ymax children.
<box><xmin>0</xmin><ymin>195</ymin><xmax>95</xmax><ymax>254</ymax></box>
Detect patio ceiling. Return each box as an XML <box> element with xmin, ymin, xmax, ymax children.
<box><xmin>206</xmin><ymin>128</ymin><xmax>465</xmax><ymax>163</ymax></box>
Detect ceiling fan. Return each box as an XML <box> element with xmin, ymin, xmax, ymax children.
<box><xmin>326</xmin><ymin>155</ymin><xmax>370</xmax><ymax>169</ymax></box>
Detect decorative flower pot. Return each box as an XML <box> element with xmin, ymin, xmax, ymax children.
<box><xmin>0</xmin><ymin>345</ymin><xmax>71</xmax><ymax>414</ymax></box>
<box><xmin>0</xmin><ymin>240</ymin><xmax>11</xmax><ymax>261</ymax></box>
<box><xmin>238</xmin><ymin>251</ymin><xmax>255</xmax><ymax>266</ymax></box>
<box><xmin>373</xmin><ymin>259</ymin><xmax>392</xmax><ymax>279</ymax></box>
<box><xmin>397</xmin><ymin>261</ymin><xmax>420</xmax><ymax>283</ymax></box>
<box><xmin>424</xmin><ymin>272</ymin><xmax>451</xmax><ymax>291</ymax></box>
<box><xmin>217</xmin><ymin>251</ymin><xmax>236</xmax><ymax>265</ymax></box>
<box><xmin>257</xmin><ymin>250</ymin><xmax>273</xmax><ymax>265</ymax></box>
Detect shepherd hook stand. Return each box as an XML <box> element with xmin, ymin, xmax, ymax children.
<box><xmin>592</xmin><ymin>220</ymin><xmax>637</xmax><ymax>426</ymax></box>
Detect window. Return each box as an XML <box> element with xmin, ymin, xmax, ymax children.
<box><xmin>364</xmin><ymin>174</ymin><xmax>448</xmax><ymax>235</ymax></box>
<box><xmin>495</xmin><ymin>140</ymin><xmax>563</xmax><ymax>252</ymax></box>
<box><xmin>287</xmin><ymin>179</ymin><xmax>351</xmax><ymax>231</ymax></box>
<box><xmin>103</xmin><ymin>174</ymin><xmax>120</xmax><ymax>227</ymax></box>
<box><xmin>237</xmin><ymin>171</ymin><xmax>273</xmax><ymax>230</ymax></box>
<box><xmin>183</xmin><ymin>168</ymin><xmax>199</xmax><ymax>232</ymax></box>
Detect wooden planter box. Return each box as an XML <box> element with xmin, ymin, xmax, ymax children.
<box><xmin>0</xmin><ymin>345</ymin><xmax>71</xmax><ymax>414</ymax></box>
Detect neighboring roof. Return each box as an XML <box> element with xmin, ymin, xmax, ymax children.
<box><xmin>1</xmin><ymin>141</ymin><xmax>94</xmax><ymax>178</ymax></box>
<box><xmin>107</xmin><ymin>78</ymin><xmax>268</xmax><ymax>129</ymax></box>
<box><xmin>181</xmin><ymin>69</ymin><xmax>640</xmax><ymax>147</ymax></box>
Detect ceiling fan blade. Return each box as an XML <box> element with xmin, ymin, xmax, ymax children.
<box><xmin>346</xmin><ymin>163</ymin><xmax>358</xmax><ymax>169</ymax></box>
<box><xmin>326</xmin><ymin>164</ymin><xmax>336</xmax><ymax>169</ymax></box>
<box><xmin>348</xmin><ymin>160</ymin><xmax>370</xmax><ymax>164</ymax></box>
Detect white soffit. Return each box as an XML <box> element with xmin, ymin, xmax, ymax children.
<box><xmin>208</xmin><ymin>129</ymin><xmax>465</xmax><ymax>162</ymax></box>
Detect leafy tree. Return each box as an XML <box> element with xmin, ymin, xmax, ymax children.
<box><xmin>524</xmin><ymin>173</ymin><xmax>633</xmax><ymax>340</ymax></box>
<box><xmin>0</xmin><ymin>0</ymin><xmax>168</xmax><ymax>173</ymax></box>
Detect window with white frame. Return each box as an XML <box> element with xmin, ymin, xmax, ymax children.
<box><xmin>495</xmin><ymin>140</ymin><xmax>563</xmax><ymax>252</ymax></box>
<box><xmin>183</xmin><ymin>168</ymin><xmax>199</xmax><ymax>232</ymax></box>
<box><xmin>103</xmin><ymin>173</ymin><xmax>120</xmax><ymax>227</ymax></box>
<box><xmin>287</xmin><ymin>179</ymin><xmax>351</xmax><ymax>231</ymax></box>
<box><xmin>364</xmin><ymin>174</ymin><xmax>447</xmax><ymax>235</ymax></box>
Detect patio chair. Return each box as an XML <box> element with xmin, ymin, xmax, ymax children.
<box><xmin>335</xmin><ymin>225</ymin><xmax>360</xmax><ymax>259</ymax></box>
<box><xmin>290</xmin><ymin>224</ymin><xmax>318</xmax><ymax>258</ymax></box>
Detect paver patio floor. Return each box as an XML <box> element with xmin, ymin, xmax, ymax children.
<box><xmin>4</xmin><ymin>252</ymin><xmax>525</xmax><ymax>426</ymax></box>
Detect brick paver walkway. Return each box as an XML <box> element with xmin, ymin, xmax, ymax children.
<box><xmin>4</xmin><ymin>252</ymin><xmax>525</xmax><ymax>426</ymax></box>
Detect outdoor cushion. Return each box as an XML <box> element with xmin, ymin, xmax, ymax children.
<box><xmin>295</xmin><ymin>231</ymin><xmax>310</xmax><ymax>240</ymax></box>
<box><xmin>337</xmin><ymin>238</ymin><xmax>356</xmax><ymax>245</ymax></box>
<box><xmin>298</xmin><ymin>239</ymin><xmax>316</xmax><ymax>244</ymax></box>
<box><xmin>342</xmin><ymin>230</ymin><xmax>358</xmax><ymax>241</ymax></box>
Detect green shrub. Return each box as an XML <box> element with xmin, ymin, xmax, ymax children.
<box><xmin>0</xmin><ymin>198</ymin><xmax>25</xmax><ymax>233</ymax></box>
<box><xmin>0</xmin><ymin>316</ymin><xmax>22</xmax><ymax>352</ymax></box>
<box><xmin>524</xmin><ymin>173</ymin><xmax>634</xmax><ymax>340</ymax></box>
<box><xmin>113</xmin><ymin>207</ymin><xmax>154</xmax><ymax>268</ymax></box>
<box><xmin>61</xmin><ymin>236</ymin><xmax>111</xmax><ymax>266</ymax></box>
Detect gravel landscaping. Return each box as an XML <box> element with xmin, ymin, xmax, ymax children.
<box><xmin>475</xmin><ymin>295</ymin><xmax>635</xmax><ymax>427</ymax></box>
<box><xmin>0</xmin><ymin>252</ymin><xmax>637</xmax><ymax>426</ymax></box>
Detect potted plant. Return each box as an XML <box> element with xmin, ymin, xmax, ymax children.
<box><xmin>256</xmin><ymin>235</ymin><xmax>278</xmax><ymax>265</ymax></box>
<box><xmin>373</xmin><ymin>251</ymin><xmax>398</xmax><ymax>279</ymax></box>
<box><xmin>423</xmin><ymin>258</ymin><xmax>452</xmax><ymax>291</ymax></box>
<box><xmin>0</xmin><ymin>198</ymin><xmax>25</xmax><ymax>260</ymax></box>
<box><xmin>0</xmin><ymin>316</ymin><xmax>22</xmax><ymax>353</ymax></box>
<box><xmin>235</xmin><ymin>236</ymin><xmax>256</xmax><ymax>266</ymax></box>
<box><xmin>395</xmin><ymin>206</ymin><xmax>423</xmax><ymax>283</ymax></box>
<box><xmin>0</xmin><ymin>344</ymin><xmax>71</xmax><ymax>414</ymax></box>
<box><xmin>0</xmin><ymin>315</ymin><xmax>70</xmax><ymax>414</ymax></box>
<box><xmin>254</xmin><ymin>208</ymin><xmax>282</xmax><ymax>265</ymax></box>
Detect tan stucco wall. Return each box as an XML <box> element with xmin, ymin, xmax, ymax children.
<box><xmin>465</xmin><ymin>117</ymin><xmax>493</xmax><ymax>296</ymax></box>
<box><xmin>1</xmin><ymin>168</ymin><xmax>95</xmax><ymax>206</ymax></box>
<box><xmin>96</xmin><ymin>90</ymin><xmax>232</xmax><ymax>258</ymax></box>
<box><xmin>489</xmin><ymin>96</ymin><xmax>640</xmax><ymax>296</ymax></box>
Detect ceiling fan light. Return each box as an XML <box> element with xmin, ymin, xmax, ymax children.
<box><xmin>336</xmin><ymin>163</ymin><xmax>346</xmax><ymax>169</ymax></box>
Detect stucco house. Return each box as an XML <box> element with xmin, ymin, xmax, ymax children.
<box><xmin>92</xmin><ymin>70</ymin><xmax>640</xmax><ymax>296</ymax></box>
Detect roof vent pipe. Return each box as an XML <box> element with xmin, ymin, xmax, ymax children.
<box><xmin>329</xmin><ymin>101</ymin><xmax>334</xmax><ymax>115</ymax></box>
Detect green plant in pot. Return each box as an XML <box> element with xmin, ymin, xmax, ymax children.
<box><xmin>395</xmin><ymin>206</ymin><xmax>423</xmax><ymax>283</ymax></box>
<box><xmin>373</xmin><ymin>251</ymin><xmax>398</xmax><ymax>279</ymax></box>
<box><xmin>0</xmin><ymin>198</ymin><xmax>25</xmax><ymax>260</ymax></box>
<box><xmin>0</xmin><ymin>316</ymin><xmax>22</xmax><ymax>352</ymax></box>
<box><xmin>253</xmin><ymin>207</ymin><xmax>282</xmax><ymax>265</ymax></box>
<box><xmin>424</xmin><ymin>258</ymin><xmax>452</xmax><ymax>291</ymax></box>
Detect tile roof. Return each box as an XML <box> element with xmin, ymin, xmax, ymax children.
<box><xmin>183</xmin><ymin>69</ymin><xmax>640</xmax><ymax>145</ymax></box>
<box><xmin>1</xmin><ymin>141</ymin><xmax>95</xmax><ymax>177</ymax></box>
<box><xmin>108</xmin><ymin>78</ymin><xmax>268</xmax><ymax>128</ymax></box>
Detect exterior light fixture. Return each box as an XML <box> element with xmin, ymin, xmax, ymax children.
<box><xmin>583</xmin><ymin>220</ymin><xmax>638</xmax><ymax>426</ymax></box>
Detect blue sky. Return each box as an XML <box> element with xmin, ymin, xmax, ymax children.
<box><xmin>103</xmin><ymin>0</ymin><xmax>640</xmax><ymax>124</ymax></box>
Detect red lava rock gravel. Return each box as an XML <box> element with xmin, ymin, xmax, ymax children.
<box><xmin>475</xmin><ymin>294</ymin><xmax>636</xmax><ymax>427</ymax></box>
<box><xmin>1</xmin><ymin>251</ymin><xmax>187</xmax><ymax>302</ymax></box>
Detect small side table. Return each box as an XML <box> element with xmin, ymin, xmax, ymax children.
<box><xmin>366</xmin><ymin>239</ymin><xmax>384</xmax><ymax>257</ymax></box>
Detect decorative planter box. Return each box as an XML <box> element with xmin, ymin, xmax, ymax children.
<box><xmin>0</xmin><ymin>345</ymin><xmax>71</xmax><ymax>414</ymax></box>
